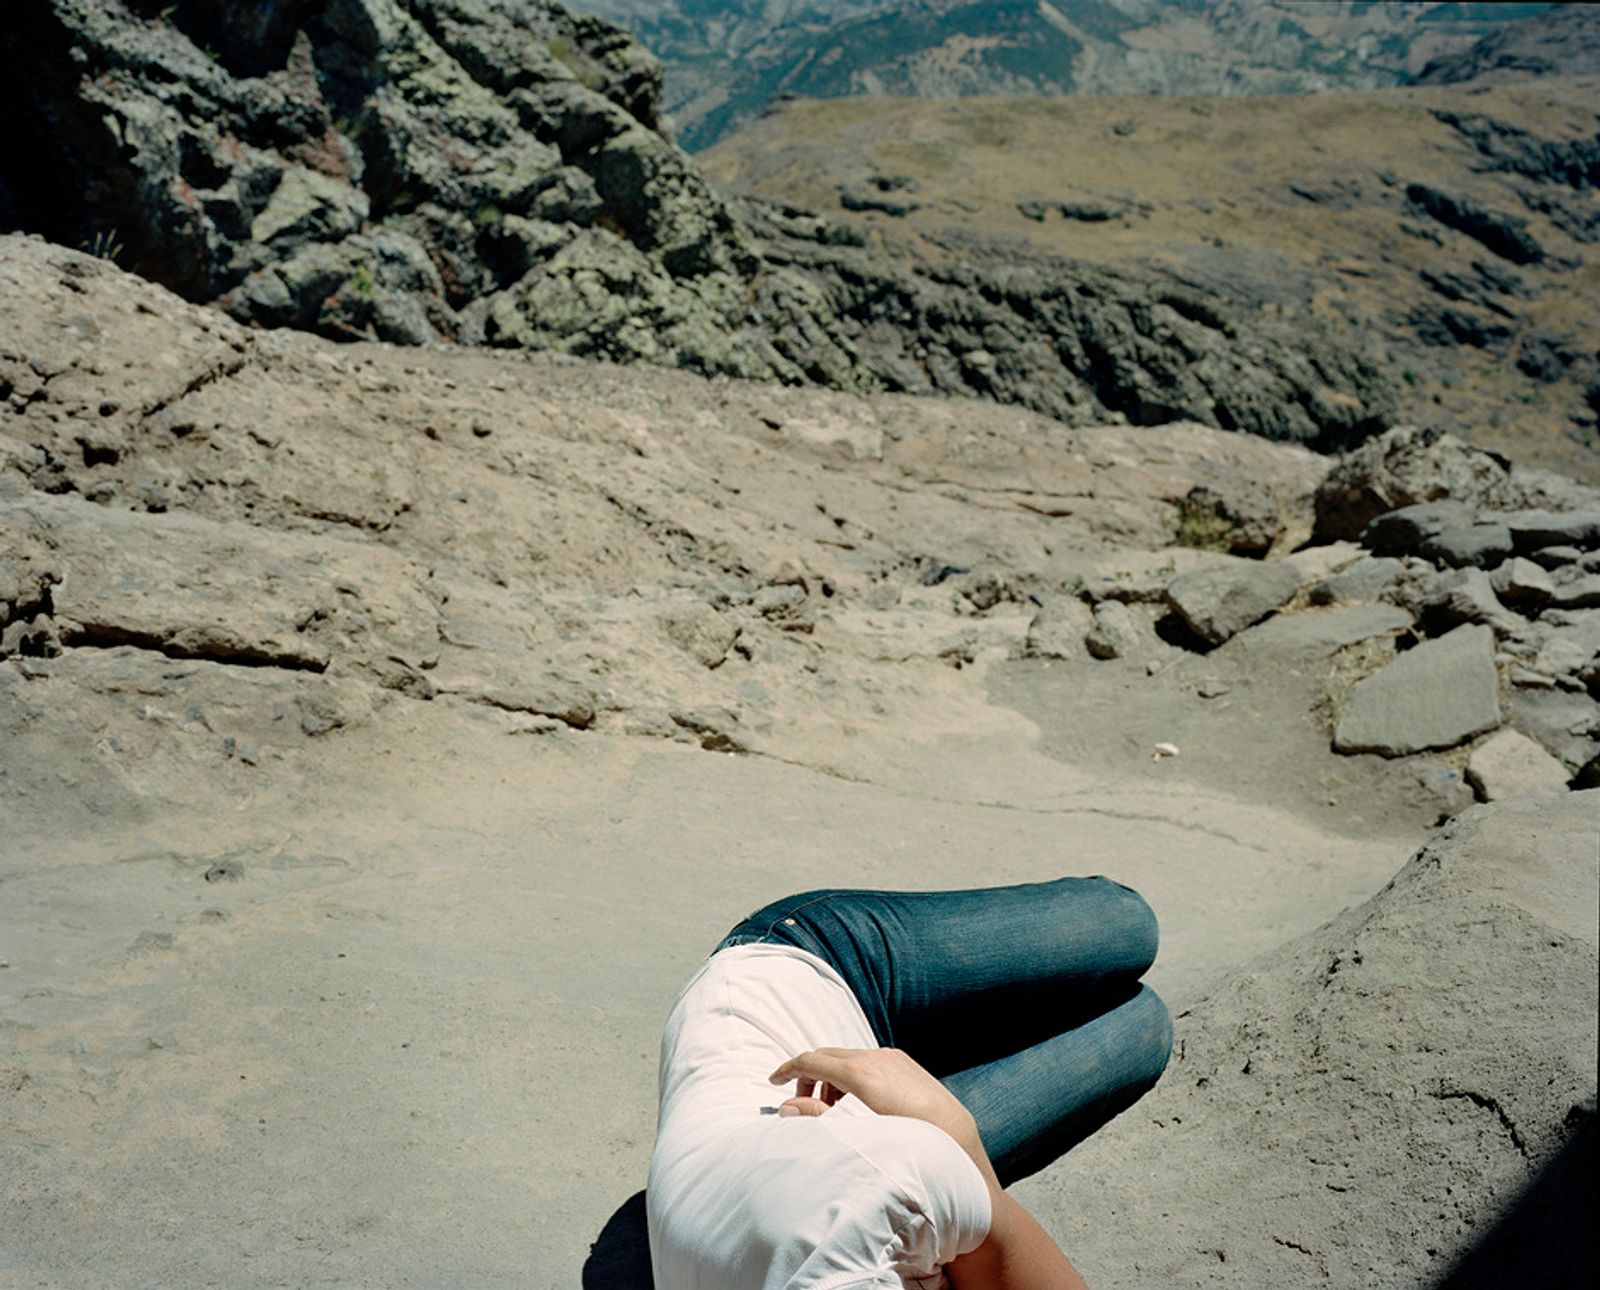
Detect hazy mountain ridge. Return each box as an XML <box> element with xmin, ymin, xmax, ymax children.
<box><xmin>1416</xmin><ymin>2</ymin><xmax>1600</xmax><ymax>86</ymax></box>
<box><xmin>568</xmin><ymin>0</ymin><xmax>1560</xmax><ymax>151</ymax></box>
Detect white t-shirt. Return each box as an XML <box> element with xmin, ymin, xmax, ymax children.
<box><xmin>647</xmin><ymin>944</ymin><xmax>992</xmax><ymax>1290</ymax></box>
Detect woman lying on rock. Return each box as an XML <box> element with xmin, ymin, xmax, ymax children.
<box><xmin>647</xmin><ymin>877</ymin><xmax>1173</xmax><ymax>1289</ymax></box>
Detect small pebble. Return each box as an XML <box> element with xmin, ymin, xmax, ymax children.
<box><xmin>1198</xmin><ymin>680</ymin><xmax>1230</xmax><ymax>699</ymax></box>
<box><xmin>1152</xmin><ymin>742</ymin><xmax>1181</xmax><ymax>760</ymax></box>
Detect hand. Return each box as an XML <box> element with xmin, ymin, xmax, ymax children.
<box><xmin>768</xmin><ymin>1046</ymin><xmax>985</xmax><ymax>1167</ymax></box>
<box><xmin>771</xmin><ymin>1048</ymin><xmax>1087</xmax><ymax>1288</ymax></box>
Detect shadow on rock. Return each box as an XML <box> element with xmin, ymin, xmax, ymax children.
<box><xmin>1432</xmin><ymin>1107</ymin><xmax>1597</xmax><ymax>1290</ymax></box>
<box><xmin>584</xmin><ymin>1190</ymin><xmax>654</xmax><ymax>1289</ymax></box>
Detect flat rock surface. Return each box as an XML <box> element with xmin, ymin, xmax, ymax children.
<box><xmin>1233</xmin><ymin>602</ymin><xmax>1412</xmax><ymax>655</ymax></box>
<box><xmin>1364</xmin><ymin>499</ymin><xmax>1478</xmax><ymax>555</ymax></box>
<box><xmin>1335</xmin><ymin>625</ymin><xmax>1504</xmax><ymax>756</ymax></box>
<box><xmin>1502</xmin><ymin>507</ymin><xmax>1600</xmax><ymax>552</ymax></box>
<box><xmin>1419</xmin><ymin>523</ymin><xmax>1513</xmax><ymax>569</ymax></box>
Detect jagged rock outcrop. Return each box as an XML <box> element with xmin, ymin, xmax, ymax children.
<box><xmin>0</xmin><ymin>0</ymin><xmax>715</xmax><ymax>342</ymax></box>
<box><xmin>1312</xmin><ymin>426</ymin><xmax>1594</xmax><ymax>544</ymax></box>
<box><xmin>1432</xmin><ymin>109</ymin><xmax>1600</xmax><ymax>194</ymax></box>
<box><xmin>737</xmin><ymin>206</ymin><xmax>1392</xmax><ymax>447</ymax></box>
<box><xmin>0</xmin><ymin>0</ymin><xmax>1393</xmax><ymax>448</ymax></box>
<box><xmin>1405</xmin><ymin>183</ymin><xmax>1545</xmax><ymax>266</ymax></box>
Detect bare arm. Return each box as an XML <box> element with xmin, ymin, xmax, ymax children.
<box><xmin>769</xmin><ymin>1047</ymin><xmax>1089</xmax><ymax>1290</ymax></box>
<box><xmin>945</xmin><ymin>1188</ymin><xmax>1088</xmax><ymax>1290</ymax></box>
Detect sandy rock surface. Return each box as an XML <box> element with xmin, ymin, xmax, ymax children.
<box><xmin>1034</xmin><ymin>791</ymin><xmax>1598</xmax><ymax>1289</ymax></box>
<box><xmin>2</xmin><ymin>235</ymin><xmax>1595</xmax><ymax>1288</ymax></box>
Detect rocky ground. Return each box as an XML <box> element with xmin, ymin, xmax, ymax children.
<box><xmin>2</xmin><ymin>235</ymin><xmax>1596</xmax><ymax>1287</ymax></box>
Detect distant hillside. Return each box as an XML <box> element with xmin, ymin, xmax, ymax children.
<box><xmin>1415</xmin><ymin>1</ymin><xmax>1600</xmax><ymax>85</ymax></box>
<box><xmin>568</xmin><ymin>0</ymin><xmax>1558</xmax><ymax>151</ymax></box>
<box><xmin>702</xmin><ymin>76</ymin><xmax>1600</xmax><ymax>479</ymax></box>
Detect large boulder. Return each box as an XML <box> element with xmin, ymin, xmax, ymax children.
<box><xmin>1314</xmin><ymin>426</ymin><xmax>1597</xmax><ymax>543</ymax></box>
<box><xmin>1466</xmin><ymin>728</ymin><xmax>1573</xmax><ymax>801</ymax></box>
<box><xmin>1022</xmin><ymin>599</ymin><xmax>1093</xmax><ymax>661</ymax></box>
<box><xmin>1417</xmin><ymin>524</ymin><xmax>1513</xmax><ymax>570</ymax></box>
<box><xmin>1490</xmin><ymin>556</ymin><xmax>1555</xmax><ymax>608</ymax></box>
<box><xmin>1308</xmin><ymin>555</ymin><xmax>1406</xmax><ymax>607</ymax></box>
<box><xmin>1048</xmin><ymin>792</ymin><xmax>1598</xmax><ymax>1288</ymax></box>
<box><xmin>1407</xmin><ymin>566</ymin><xmax>1526</xmax><ymax>638</ymax></box>
<box><xmin>1362</xmin><ymin>498</ymin><xmax>1479</xmax><ymax>556</ymax></box>
<box><xmin>1083</xmin><ymin>600</ymin><xmax>1144</xmax><ymax>660</ymax></box>
<box><xmin>1165</xmin><ymin>560</ymin><xmax>1302</xmax><ymax>646</ymax></box>
<box><xmin>1499</xmin><ymin>507</ymin><xmax>1600</xmax><ymax>554</ymax></box>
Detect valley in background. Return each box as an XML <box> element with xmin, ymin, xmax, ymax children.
<box><xmin>571</xmin><ymin>0</ymin><xmax>1562</xmax><ymax>151</ymax></box>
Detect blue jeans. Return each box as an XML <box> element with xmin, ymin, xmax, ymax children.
<box><xmin>716</xmin><ymin>876</ymin><xmax>1172</xmax><ymax>1186</ymax></box>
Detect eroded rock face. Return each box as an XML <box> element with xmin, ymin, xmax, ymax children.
<box><xmin>0</xmin><ymin>0</ymin><xmax>1393</xmax><ymax>447</ymax></box>
<box><xmin>0</xmin><ymin>0</ymin><xmax>699</xmax><ymax>340</ymax></box>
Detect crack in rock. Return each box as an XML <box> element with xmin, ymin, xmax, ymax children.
<box><xmin>1432</xmin><ymin>1083</ymin><xmax>1531</xmax><ymax>1157</ymax></box>
<box><xmin>59</xmin><ymin>621</ymin><xmax>330</xmax><ymax>673</ymax></box>
<box><xmin>137</xmin><ymin>348</ymin><xmax>254</xmax><ymax>423</ymax></box>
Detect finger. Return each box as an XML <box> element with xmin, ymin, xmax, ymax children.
<box><xmin>769</xmin><ymin>1048</ymin><xmax>866</xmax><ymax>1089</ymax></box>
<box><xmin>769</xmin><ymin>1047</ymin><xmax>861</xmax><ymax>1082</ymax></box>
<box><xmin>777</xmin><ymin>1096</ymin><xmax>829</xmax><ymax>1118</ymax></box>
<box><xmin>795</xmin><ymin>1075</ymin><xmax>817</xmax><ymax>1100</ymax></box>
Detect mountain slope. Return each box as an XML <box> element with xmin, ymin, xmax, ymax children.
<box><xmin>701</xmin><ymin>76</ymin><xmax>1600</xmax><ymax>478</ymax></box>
<box><xmin>1416</xmin><ymin>1</ymin><xmax>1600</xmax><ymax>86</ymax></box>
